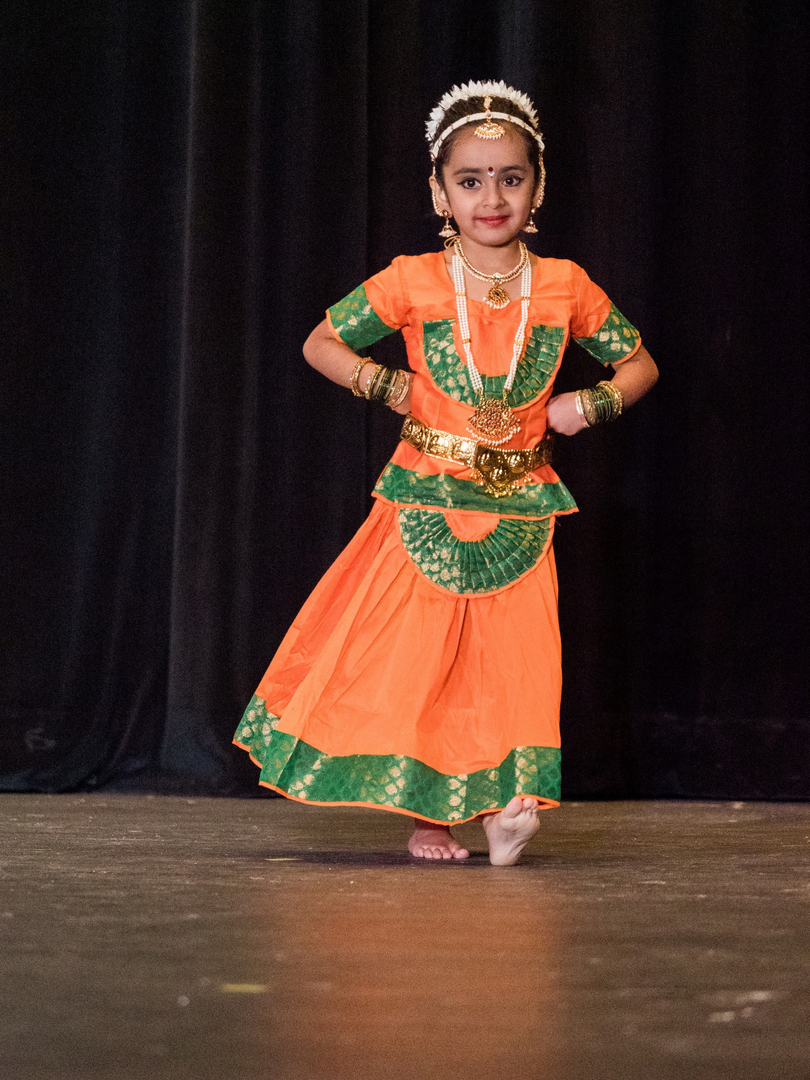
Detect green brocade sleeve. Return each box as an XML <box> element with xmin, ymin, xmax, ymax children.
<box><xmin>327</xmin><ymin>284</ymin><xmax>400</xmax><ymax>350</ymax></box>
<box><xmin>574</xmin><ymin>303</ymin><xmax>641</xmax><ymax>365</ymax></box>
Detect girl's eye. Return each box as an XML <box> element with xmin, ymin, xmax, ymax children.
<box><xmin>503</xmin><ymin>175</ymin><xmax>523</xmax><ymax>187</ymax></box>
<box><xmin>459</xmin><ymin>178</ymin><xmax>480</xmax><ymax>189</ymax></box>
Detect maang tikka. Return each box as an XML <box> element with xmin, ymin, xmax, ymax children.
<box><xmin>475</xmin><ymin>96</ymin><xmax>506</xmax><ymax>140</ymax></box>
<box><xmin>426</xmin><ymin>81</ymin><xmax>545</xmax><ymax>161</ymax></box>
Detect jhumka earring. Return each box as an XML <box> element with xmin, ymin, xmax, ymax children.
<box><xmin>431</xmin><ymin>170</ymin><xmax>457</xmax><ymax>238</ymax></box>
<box><xmin>438</xmin><ymin>212</ymin><xmax>457</xmax><ymax>239</ymax></box>
<box><xmin>523</xmin><ymin>153</ymin><xmax>546</xmax><ymax>233</ymax></box>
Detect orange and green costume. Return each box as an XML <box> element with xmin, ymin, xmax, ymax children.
<box><xmin>234</xmin><ymin>253</ymin><xmax>640</xmax><ymax>823</ymax></box>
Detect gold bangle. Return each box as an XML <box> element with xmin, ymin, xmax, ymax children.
<box><xmin>364</xmin><ymin>364</ymin><xmax>385</xmax><ymax>401</ymax></box>
<box><xmin>596</xmin><ymin>379</ymin><xmax>624</xmax><ymax>418</ymax></box>
<box><xmin>577</xmin><ymin>381</ymin><xmax>623</xmax><ymax>426</ymax></box>
<box><xmin>350</xmin><ymin>358</ymin><xmax>374</xmax><ymax>397</ymax></box>
<box><xmin>578</xmin><ymin>388</ymin><xmax>598</xmax><ymax>426</ymax></box>
<box><xmin>387</xmin><ymin>370</ymin><xmax>411</xmax><ymax>409</ymax></box>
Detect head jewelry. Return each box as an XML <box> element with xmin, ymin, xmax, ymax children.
<box><xmin>426</xmin><ymin>80</ymin><xmax>545</xmax><ymax>160</ymax></box>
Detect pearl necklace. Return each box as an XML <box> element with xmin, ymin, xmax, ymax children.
<box><xmin>452</xmin><ymin>250</ymin><xmax>532</xmax><ymax>446</ymax></box>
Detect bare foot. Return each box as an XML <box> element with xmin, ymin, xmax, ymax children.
<box><xmin>408</xmin><ymin>821</ymin><xmax>470</xmax><ymax>860</ymax></box>
<box><xmin>481</xmin><ymin>796</ymin><xmax>541</xmax><ymax>865</ymax></box>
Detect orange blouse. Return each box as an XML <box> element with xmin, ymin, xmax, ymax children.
<box><xmin>327</xmin><ymin>252</ymin><xmax>641</xmax><ymax>521</ymax></box>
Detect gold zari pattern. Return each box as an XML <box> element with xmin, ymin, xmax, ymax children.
<box><xmin>235</xmin><ymin>695</ymin><xmax>562</xmax><ymax>822</ymax></box>
<box><xmin>401</xmin><ymin>414</ymin><xmax>552</xmax><ymax>499</ymax></box>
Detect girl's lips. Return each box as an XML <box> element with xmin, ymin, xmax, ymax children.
<box><xmin>476</xmin><ymin>215</ymin><xmax>510</xmax><ymax>226</ymax></box>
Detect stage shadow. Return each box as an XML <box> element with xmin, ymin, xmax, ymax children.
<box><xmin>261</xmin><ymin>849</ymin><xmax>483</xmax><ymax>866</ymax></box>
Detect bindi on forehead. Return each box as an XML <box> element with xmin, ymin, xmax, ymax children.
<box><xmin>451</xmin><ymin>162</ymin><xmax>530</xmax><ymax>177</ymax></box>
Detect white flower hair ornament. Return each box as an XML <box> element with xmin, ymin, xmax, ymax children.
<box><xmin>426</xmin><ymin>80</ymin><xmax>545</xmax><ymax>160</ymax></box>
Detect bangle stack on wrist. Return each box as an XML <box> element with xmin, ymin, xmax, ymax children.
<box><xmin>575</xmin><ymin>379</ymin><xmax>624</xmax><ymax>426</ymax></box>
<box><xmin>386</xmin><ymin>369</ymin><xmax>411</xmax><ymax>409</ymax></box>
<box><xmin>350</xmin><ymin>358</ymin><xmax>373</xmax><ymax>397</ymax></box>
<box><xmin>366</xmin><ymin>364</ymin><xmax>397</xmax><ymax>403</ymax></box>
<box><xmin>349</xmin><ymin>359</ymin><xmax>411</xmax><ymax>409</ymax></box>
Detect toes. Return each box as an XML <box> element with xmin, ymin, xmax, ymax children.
<box><xmin>415</xmin><ymin>843</ymin><xmax>469</xmax><ymax>860</ymax></box>
<box><xmin>410</xmin><ymin>831</ymin><xmax>471</xmax><ymax>861</ymax></box>
<box><xmin>411</xmin><ymin>842</ymin><xmax>436</xmax><ymax>858</ymax></box>
<box><xmin>502</xmin><ymin>796</ymin><xmax>525</xmax><ymax>819</ymax></box>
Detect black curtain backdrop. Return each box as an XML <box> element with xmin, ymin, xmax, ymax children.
<box><xmin>3</xmin><ymin>1</ymin><xmax>808</xmax><ymax>797</ymax></box>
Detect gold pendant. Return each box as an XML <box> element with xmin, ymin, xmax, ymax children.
<box><xmin>467</xmin><ymin>397</ymin><xmax>521</xmax><ymax>446</ymax></box>
<box><xmin>485</xmin><ymin>283</ymin><xmax>510</xmax><ymax>309</ymax></box>
<box><xmin>475</xmin><ymin>95</ymin><xmax>506</xmax><ymax>141</ymax></box>
<box><xmin>475</xmin><ymin>119</ymin><xmax>506</xmax><ymax>139</ymax></box>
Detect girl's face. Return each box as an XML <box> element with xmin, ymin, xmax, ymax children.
<box><xmin>431</xmin><ymin>125</ymin><xmax>537</xmax><ymax>248</ymax></box>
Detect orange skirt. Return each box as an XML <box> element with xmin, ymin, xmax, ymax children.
<box><xmin>234</xmin><ymin>499</ymin><xmax>562</xmax><ymax>824</ymax></box>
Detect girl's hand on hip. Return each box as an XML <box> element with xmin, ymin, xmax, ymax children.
<box><xmin>546</xmin><ymin>392</ymin><xmax>588</xmax><ymax>436</ymax></box>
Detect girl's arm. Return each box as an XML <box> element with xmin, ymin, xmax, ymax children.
<box><xmin>547</xmin><ymin>344</ymin><xmax>659</xmax><ymax>436</ymax></box>
<box><xmin>303</xmin><ymin>319</ymin><xmax>413</xmax><ymax>415</ymax></box>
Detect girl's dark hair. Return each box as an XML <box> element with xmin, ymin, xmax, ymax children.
<box><xmin>433</xmin><ymin>95</ymin><xmax>541</xmax><ymax>187</ymax></box>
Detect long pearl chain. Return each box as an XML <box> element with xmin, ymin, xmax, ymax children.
<box><xmin>451</xmin><ymin>251</ymin><xmax>532</xmax><ymax>399</ymax></box>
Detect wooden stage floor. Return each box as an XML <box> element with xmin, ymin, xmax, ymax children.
<box><xmin>1</xmin><ymin>795</ymin><xmax>809</xmax><ymax>1079</ymax></box>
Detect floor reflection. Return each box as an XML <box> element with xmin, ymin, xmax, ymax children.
<box><xmin>257</xmin><ymin>849</ymin><xmax>564</xmax><ymax>1079</ymax></box>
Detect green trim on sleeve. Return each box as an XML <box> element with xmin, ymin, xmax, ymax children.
<box><xmin>234</xmin><ymin>695</ymin><xmax>562</xmax><ymax>822</ymax></box>
<box><xmin>575</xmin><ymin>302</ymin><xmax>640</xmax><ymax>365</ymax></box>
<box><xmin>327</xmin><ymin>284</ymin><xmax>399</xmax><ymax>349</ymax></box>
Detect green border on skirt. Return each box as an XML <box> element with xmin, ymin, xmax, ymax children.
<box><xmin>234</xmin><ymin>695</ymin><xmax>561</xmax><ymax>823</ymax></box>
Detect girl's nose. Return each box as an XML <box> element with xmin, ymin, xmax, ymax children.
<box><xmin>482</xmin><ymin>181</ymin><xmax>506</xmax><ymax>208</ymax></box>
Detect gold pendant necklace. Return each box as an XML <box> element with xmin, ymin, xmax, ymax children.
<box><xmin>451</xmin><ymin>252</ymin><xmax>533</xmax><ymax>448</ymax></box>
<box><xmin>451</xmin><ymin>238</ymin><xmax>528</xmax><ymax>310</ymax></box>
<box><xmin>467</xmin><ymin>394</ymin><xmax>522</xmax><ymax>444</ymax></box>
<box><xmin>484</xmin><ymin>282</ymin><xmax>511</xmax><ymax>309</ymax></box>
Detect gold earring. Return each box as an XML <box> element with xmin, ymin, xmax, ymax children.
<box><xmin>439</xmin><ymin>212</ymin><xmax>457</xmax><ymax>239</ymax></box>
<box><xmin>431</xmin><ymin>189</ymin><xmax>457</xmax><ymax>238</ymax></box>
<box><xmin>524</xmin><ymin>152</ymin><xmax>546</xmax><ymax>233</ymax></box>
<box><xmin>431</xmin><ymin>169</ymin><xmax>457</xmax><ymax>239</ymax></box>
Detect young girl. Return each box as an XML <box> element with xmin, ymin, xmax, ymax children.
<box><xmin>233</xmin><ymin>81</ymin><xmax>658</xmax><ymax>865</ymax></box>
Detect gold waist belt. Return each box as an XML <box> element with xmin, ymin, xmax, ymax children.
<box><xmin>400</xmin><ymin>414</ymin><xmax>553</xmax><ymax>499</ymax></box>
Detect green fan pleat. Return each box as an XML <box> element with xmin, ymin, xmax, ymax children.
<box><xmin>398</xmin><ymin>508</ymin><xmax>551</xmax><ymax>594</ymax></box>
